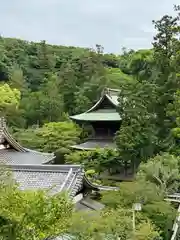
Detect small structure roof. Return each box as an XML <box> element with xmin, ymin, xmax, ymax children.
<box><xmin>70</xmin><ymin>88</ymin><xmax>121</xmax><ymax>122</ymax></box>
<box><xmin>0</xmin><ymin>117</ymin><xmax>55</xmax><ymax>164</ymax></box>
<box><xmin>86</xmin><ymin>88</ymin><xmax>120</xmax><ymax>112</ymax></box>
<box><xmin>71</xmin><ymin>139</ymin><xmax>116</xmax><ymax>150</ymax></box>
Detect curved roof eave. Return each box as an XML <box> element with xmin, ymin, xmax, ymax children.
<box><xmin>86</xmin><ymin>95</ymin><xmax>105</xmax><ymax>113</ymax></box>
<box><xmin>3</xmin><ymin>128</ymin><xmax>27</xmax><ymax>152</ymax></box>
<box><xmin>86</xmin><ymin>93</ymin><xmax>118</xmax><ymax>113</ymax></box>
<box><xmin>0</xmin><ymin>120</ymin><xmax>55</xmax><ymax>163</ymax></box>
<box><xmin>83</xmin><ymin>174</ymin><xmax>119</xmax><ymax>191</ymax></box>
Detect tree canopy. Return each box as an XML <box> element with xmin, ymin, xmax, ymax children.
<box><xmin>0</xmin><ymin>4</ymin><xmax>180</xmax><ymax>240</ymax></box>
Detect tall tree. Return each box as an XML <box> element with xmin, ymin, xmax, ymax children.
<box><xmin>115</xmin><ymin>79</ymin><xmax>158</xmax><ymax>173</ymax></box>
<box><xmin>40</xmin><ymin>73</ymin><xmax>64</xmax><ymax>122</ymax></box>
<box><xmin>152</xmin><ymin>7</ymin><xmax>180</xmax><ymax>151</ymax></box>
<box><xmin>167</xmin><ymin>90</ymin><xmax>180</xmax><ymax>154</ymax></box>
<box><xmin>9</xmin><ymin>65</ymin><xmax>28</xmax><ymax>93</ymax></box>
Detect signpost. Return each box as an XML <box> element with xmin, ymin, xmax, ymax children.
<box><xmin>132</xmin><ymin>203</ymin><xmax>142</xmax><ymax>231</ymax></box>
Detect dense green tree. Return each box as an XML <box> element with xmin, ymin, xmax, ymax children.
<box><xmin>101</xmin><ymin>180</ymin><xmax>164</xmax><ymax>209</ymax></box>
<box><xmin>58</xmin><ymin>49</ymin><xmax>108</xmax><ymax>115</ymax></box>
<box><xmin>0</xmin><ymin>188</ymin><xmax>73</xmax><ymax>240</ymax></box>
<box><xmin>0</xmin><ymin>165</ymin><xmax>73</xmax><ymax>240</ymax></box>
<box><xmin>13</xmin><ymin>121</ymin><xmax>81</xmax><ymax>162</ymax></box>
<box><xmin>9</xmin><ymin>65</ymin><xmax>28</xmax><ymax>93</ymax></box>
<box><xmin>0</xmin><ymin>84</ymin><xmax>25</xmax><ymax>127</ymax></box>
<box><xmin>119</xmin><ymin>49</ymin><xmax>154</xmax><ymax>81</ymax></box>
<box><xmin>167</xmin><ymin>90</ymin><xmax>180</xmax><ymax>154</ymax></box>
<box><xmin>134</xmin><ymin>220</ymin><xmax>161</xmax><ymax>240</ymax></box>
<box><xmin>151</xmin><ymin>9</ymin><xmax>180</xmax><ymax>151</ymax></box>
<box><xmin>65</xmin><ymin>148</ymin><xmax>123</xmax><ymax>175</ymax></box>
<box><xmin>101</xmin><ymin>179</ymin><xmax>175</xmax><ymax>240</ymax></box>
<box><xmin>70</xmin><ymin>208</ymin><xmax>161</xmax><ymax>240</ymax></box>
<box><xmin>137</xmin><ymin>153</ymin><xmax>180</xmax><ymax>193</ymax></box>
<box><xmin>0</xmin><ymin>166</ymin><xmax>161</xmax><ymax>240</ymax></box>
<box><xmin>0</xmin><ymin>84</ymin><xmax>20</xmax><ymax>111</ymax></box>
<box><xmin>115</xmin><ymin>79</ymin><xmax>158</xmax><ymax>173</ymax></box>
<box><xmin>38</xmin><ymin>73</ymin><xmax>64</xmax><ymax>123</ymax></box>
<box><xmin>115</xmin><ymin>6</ymin><xmax>180</xmax><ymax>173</ymax></box>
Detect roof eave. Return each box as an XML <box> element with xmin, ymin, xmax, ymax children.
<box><xmin>25</xmin><ymin>148</ymin><xmax>55</xmax><ymax>164</ymax></box>
<box><xmin>70</xmin><ymin>117</ymin><xmax>121</xmax><ymax>122</ymax></box>
<box><xmin>3</xmin><ymin>128</ymin><xmax>27</xmax><ymax>152</ymax></box>
<box><xmin>83</xmin><ymin>175</ymin><xmax>119</xmax><ymax>191</ymax></box>
<box><xmin>71</xmin><ymin>145</ymin><xmax>96</xmax><ymax>150</ymax></box>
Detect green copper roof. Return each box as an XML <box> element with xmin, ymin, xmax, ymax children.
<box><xmin>70</xmin><ymin>109</ymin><xmax>121</xmax><ymax>122</ymax></box>
<box><xmin>86</xmin><ymin>88</ymin><xmax>120</xmax><ymax>113</ymax></box>
<box><xmin>107</xmin><ymin>95</ymin><xmax>118</xmax><ymax>106</ymax></box>
<box><xmin>70</xmin><ymin>88</ymin><xmax>121</xmax><ymax>122</ymax></box>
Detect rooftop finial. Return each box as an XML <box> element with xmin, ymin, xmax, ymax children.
<box><xmin>103</xmin><ymin>87</ymin><xmax>109</xmax><ymax>95</ymax></box>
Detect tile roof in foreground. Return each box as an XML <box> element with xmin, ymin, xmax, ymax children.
<box><xmin>8</xmin><ymin>164</ymin><xmax>85</xmax><ymax>198</ymax></box>
<box><xmin>4</xmin><ymin>164</ymin><xmax>118</xmax><ymax>198</ymax></box>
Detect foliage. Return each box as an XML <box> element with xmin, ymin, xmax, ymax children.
<box><xmin>143</xmin><ymin>201</ymin><xmax>175</xmax><ymax>240</ymax></box>
<box><xmin>101</xmin><ymin>180</ymin><xmax>164</xmax><ymax>209</ymax></box>
<box><xmin>0</xmin><ymin>83</ymin><xmax>20</xmax><ymax>112</ymax></box>
<box><xmin>101</xmin><ymin>179</ymin><xmax>175</xmax><ymax>240</ymax></box>
<box><xmin>65</xmin><ymin>148</ymin><xmax>123</xmax><ymax>174</ymax></box>
<box><xmin>106</xmin><ymin>67</ymin><xmax>133</xmax><ymax>88</ymax></box>
<box><xmin>0</xmin><ymin>5</ymin><xmax>180</xmax><ymax>239</ymax></box>
<box><xmin>115</xmin><ymin>6</ymin><xmax>180</xmax><ymax>173</ymax></box>
<box><xmin>167</xmin><ymin>90</ymin><xmax>180</xmax><ymax>154</ymax></box>
<box><xmin>70</xmin><ymin>208</ymin><xmax>161</xmax><ymax>240</ymax></box>
<box><xmin>36</xmin><ymin>121</ymin><xmax>81</xmax><ymax>153</ymax></box>
<box><xmin>135</xmin><ymin>220</ymin><xmax>162</xmax><ymax>240</ymax></box>
<box><xmin>0</xmin><ymin>166</ymin><xmax>161</xmax><ymax>240</ymax></box>
<box><xmin>0</xmin><ymin>166</ymin><xmax>73</xmax><ymax>240</ymax></box>
<box><xmin>70</xmin><ymin>208</ymin><xmax>133</xmax><ymax>240</ymax></box>
<box><xmin>20</xmin><ymin>73</ymin><xmax>64</xmax><ymax>125</ymax></box>
<box><xmin>0</xmin><ymin>83</ymin><xmax>24</xmax><ymax>126</ymax></box>
<box><xmin>115</xmin><ymin>79</ymin><xmax>158</xmax><ymax>173</ymax></box>
<box><xmin>0</xmin><ymin>189</ymin><xmax>73</xmax><ymax>240</ymax></box>
<box><xmin>119</xmin><ymin>49</ymin><xmax>154</xmax><ymax>81</ymax></box>
<box><xmin>137</xmin><ymin>153</ymin><xmax>180</xmax><ymax>193</ymax></box>
<box><xmin>151</xmin><ymin>10</ymin><xmax>180</xmax><ymax>151</ymax></box>
<box><xmin>0</xmin><ymin>37</ymin><xmax>129</xmax><ymax>126</ymax></box>
<box><xmin>13</xmin><ymin>121</ymin><xmax>81</xmax><ymax>162</ymax></box>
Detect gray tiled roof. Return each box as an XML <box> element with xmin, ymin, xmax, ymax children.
<box><xmin>0</xmin><ymin>117</ymin><xmax>55</xmax><ymax>164</ymax></box>
<box><xmin>0</xmin><ymin>149</ymin><xmax>54</xmax><ymax>165</ymax></box>
<box><xmin>75</xmin><ymin>197</ymin><xmax>105</xmax><ymax>211</ymax></box>
<box><xmin>71</xmin><ymin>139</ymin><xmax>116</xmax><ymax>150</ymax></box>
<box><xmin>8</xmin><ymin>164</ymin><xmax>84</xmax><ymax>197</ymax></box>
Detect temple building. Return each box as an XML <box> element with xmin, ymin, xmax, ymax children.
<box><xmin>8</xmin><ymin>164</ymin><xmax>116</xmax><ymax>211</ymax></box>
<box><xmin>0</xmin><ymin>117</ymin><xmax>55</xmax><ymax>165</ymax></box>
<box><xmin>0</xmin><ymin>117</ymin><xmax>117</xmax><ymax>211</ymax></box>
<box><xmin>70</xmin><ymin>88</ymin><xmax>121</xmax><ymax>150</ymax></box>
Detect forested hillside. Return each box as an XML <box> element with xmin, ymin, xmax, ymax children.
<box><xmin>1</xmin><ymin>4</ymin><xmax>180</xmax><ymax>240</ymax></box>
<box><xmin>0</xmin><ymin>5</ymin><xmax>180</xmax><ymax>167</ymax></box>
<box><xmin>0</xmin><ymin>37</ymin><xmax>150</xmax><ymax>126</ymax></box>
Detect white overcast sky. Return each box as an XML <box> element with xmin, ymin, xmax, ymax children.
<box><xmin>0</xmin><ymin>0</ymin><xmax>179</xmax><ymax>53</ymax></box>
